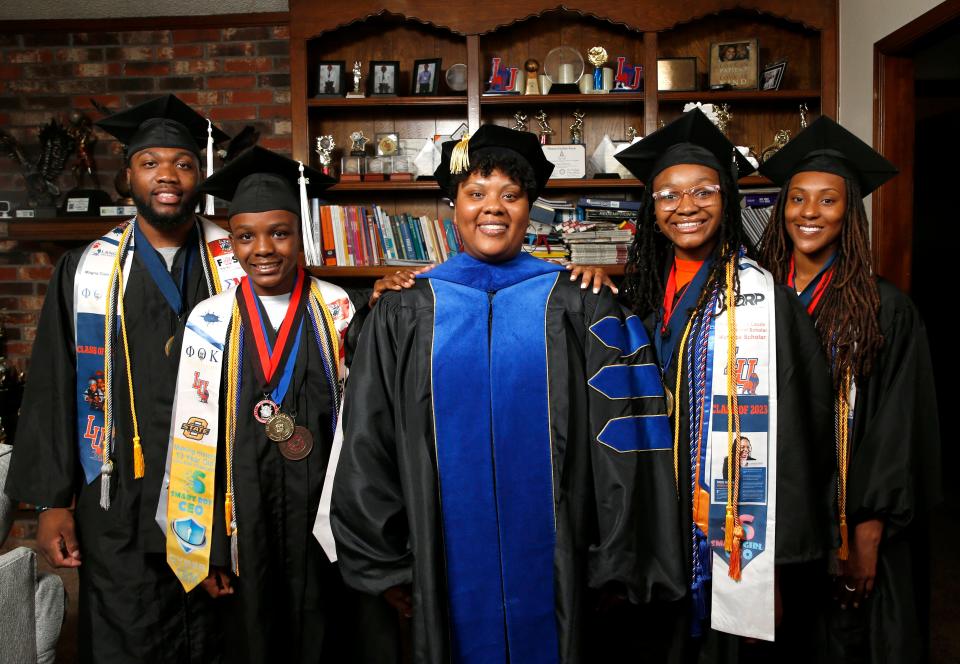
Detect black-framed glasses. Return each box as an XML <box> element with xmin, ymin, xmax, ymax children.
<box><xmin>651</xmin><ymin>184</ymin><xmax>722</xmax><ymax>211</ymax></box>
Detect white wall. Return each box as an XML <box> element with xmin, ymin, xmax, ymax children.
<box><xmin>839</xmin><ymin>0</ymin><xmax>943</xmax><ymax>145</ymax></box>
<box><xmin>0</xmin><ymin>0</ymin><xmax>287</xmax><ymax>20</ymax></box>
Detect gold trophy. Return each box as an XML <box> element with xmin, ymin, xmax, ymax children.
<box><xmin>587</xmin><ymin>46</ymin><xmax>609</xmax><ymax>94</ymax></box>
<box><xmin>524</xmin><ymin>59</ymin><xmax>542</xmax><ymax>95</ymax></box>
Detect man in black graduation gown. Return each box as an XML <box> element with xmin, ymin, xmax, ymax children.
<box><xmin>332</xmin><ymin>125</ymin><xmax>686</xmax><ymax>664</ymax></box>
<box><xmin>5</xmin><ymin>95</ymin><xmax>234</xmax><ymax>663</ymax></box>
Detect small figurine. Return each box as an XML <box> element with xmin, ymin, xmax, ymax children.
<box><xmin>799</xmin><ymin>103</ymin><xmax>809</xmax><ymax>129</ymax></box>
<box><xmin>535</xmin><ymin>110</ymin><xmax>554</xmax><ymax>145</ymax></box>
<box><xmin>715</xmin><ymin>103</ymin><xmax>732</xmax><ymax>136</ymax></box>
<box><xmin>67</xmin><ymin>110</ymin><xmax>97</xmax><ymax>189</ymax></box>
<box><xmin>512</xmin><ymin>111</ymin><xmax>529</xmax><ymax>132</ymax></box>
<box><xmin>347</xmin><ymin>61</ymin><xmax>365</xmax><ymax>98</ymax></box>
<box><xmin>570</xmin><ymin>110</ymin><xmax>585</xmax><ymax>145</ymax></box>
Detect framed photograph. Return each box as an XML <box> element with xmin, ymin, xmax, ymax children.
<box><xmin>761</xmin><ymin>60</ymin><xmax>787</xmax><ymax>91</ymax></box>
<box><xmin>657</xmin><ymin>57</ymin><xmax>698</xmax><ymax>92</ymax></box>
<box><xmin>709</xmin><ymin>39</ymin><xmax>759</xmax><ymax>90</ymax></box>
<box><xmin>412</xmin><ymin>58</ymin><xmax>441</xmax><ymax>96</ymax></box>
<box><xmin>316</xmin><ymin>60</ymin><xmax>345</xmax><ymax>97</ymax></box>
<box><xmin>375</xmin><ymin>132</ymin><xmax>399</xmax><ymax>157</ymax></box>
<box><xmin>369</xmin><ymin>60</ymin><xmax>399</xmax><ymax>96</ymax></box>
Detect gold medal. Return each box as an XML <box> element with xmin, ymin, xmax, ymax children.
<box><xmin>266</xmin><ymin>412</ymin><xmax>295</xmax><ymax>442</ymax></box>
<box><xmin>664</xmin><ymin>386</ymin><xmax>675</xmax><ymax>418</ymax></box>
<box><xmin>278</xmin><ymin>426</ymin><xmax>313</xmax><ymax>461</ymax></box>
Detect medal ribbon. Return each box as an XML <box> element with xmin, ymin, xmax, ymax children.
<box><xmin>788</xmin><ymin>253</ymin><xmax>836</xmax><ymax>315</ymax></box>
<box><xmin>237</xmin><ymin>268</ymin><xmax>309</xmax><ymax>403</ymax></box>
<box><xmin>133</xmin><ymin>222</ymin><xmax>197</xmax><ymax>317</ymax></box>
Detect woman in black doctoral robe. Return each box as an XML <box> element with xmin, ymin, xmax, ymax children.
<box><xmin>613</xmin><ymin>109</ymin><xmax>835</xmax><ymax>662</ymax></box>
<box><xmin>331</xmin><ymin>124</ymin><xmax>687</xmax><ymax>664</ymax></box>
<box><xmin>757</xmin><ymin>116</ymin><xmax>942</xmax><ymax>664</ymax></box>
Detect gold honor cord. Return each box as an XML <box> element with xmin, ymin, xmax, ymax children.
<box><xmin>309</xmin><ymin>283</ymin><xmax>342</xmax><ymax>382</ymax></box>
<box><xmin>102</xmin><ymin>224</ymin><xmax>145</xmax><ymax>490</ymax></box>
<box><xmin>723</xmin><ymin>256</ymin><xmax>744</xmax><ymax>581</ymax></box>
<box><xmin>224</xmin><ymin>302</ymin><xmax>243</xmax><ymax>576</ymax></box>
<box><xmin>836</xmin><ymin>369</ymin><xmax>852</xmax><ymax>561</ymax></box>
<box><xmin>673</xmin><ymin>315</ymin><xmax>697</xmax><ymax>498</ymax></box>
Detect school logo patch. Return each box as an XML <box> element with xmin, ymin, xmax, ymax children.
<box><xmin>192</xmin><ymin>372</ymin><xmax>210</xmax><ymax>403</ymax></box>
<box><xmin>180</xmin><ymin>417</ymin><xmax>211</xmax><ymax>441</ymax></box>
<box><xmin>172</xmin><ymin>517</ymin><xmax>207</xmax><ymax>554</ymax></box>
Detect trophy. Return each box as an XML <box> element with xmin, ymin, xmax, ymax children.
<box><xmin>314</xmin><ymin>135</ymin><xmax>336</xmax><ymax>176</ymax></box>
<box><xmin>512</xmin><ymin>111</ymin><xmax>529</xmax><ymax>132</ymax></box>
<box><xmin>487</xmin><ymin>57</ymin><xmax>520</xmax><ymax>94</ymax></box>
<box><xmin>761</xmin><ymin>129</ymin><xmax>791</xmax><ymax>162</ymax></box>
<box><xmin>715</xmin><ymin>103</ymin><xmax>732</xmax><ymax>136</ymax></box>
<box><xmin>586</xmin><ymin>46</ymin><xmax>609</xmax><ymax>93</ymax></box>
<box><xmin>799</xmin><ymin>103</ymin><xmax>809</xmax><ymax>129</ymax></box>
<box><xmin>569</xmin><ymin>110</ymin><xmax>585</xmax><ymax>145</ymax></box>
<box><xmin>524</xmin><ymin>59</ymin><xmax>541</xmax><ymax>95</ymax></box>
<box><xmin>612</xmin><ymin>57</ymin><xmax>643</xmax><ymax>92</ymax></box>
<box><xmin>535</xmin><ymin>110</ymin><xmax>554</xmax><ymax>145</ymax></box>
<box><xmin>349</xmin><ymin>131</ymin><xmax>368</xmax><ymax>156</ymax></box>
<box><xmin>0</xmin><ymin>119</ymin><xmax>75</xmax><ymax>218</ymax></box>
<box><xmin>543</xmin><ymin>46</ymin><xmax>583</xmax><ymax>95</ymax></box>
<box><xmin>626</xmin><ymin>126</ymin><xmax>639</xmax><ymax>142</ymax></box>
<box><xmin>346</xmin><ymin>61</ymin><xmax>365</xmax><ymax>98</ymax></box>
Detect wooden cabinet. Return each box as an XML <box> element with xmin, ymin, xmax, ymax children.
<box><xmin>288</xmin><ymin>0</ymin><xmax>837</xmax><ymax>276</ymax></box>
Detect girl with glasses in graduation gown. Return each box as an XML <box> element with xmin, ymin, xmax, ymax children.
<box><xmin>757</xmin><ymin>117</ymin><xmax>942</xmax><ymax>663</ymax></box>
<box><xmin>614</xmin><ymin>109</ymin><xmax>835</xmax><ymax>662</ymax></box>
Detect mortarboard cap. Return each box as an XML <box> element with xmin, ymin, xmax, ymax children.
<box><xmin>758</xmin><ymin>115</ymin><xmax>898</xmax><ymax>196</ymax></box>
<box><xmin>96</xmin><ymin>94</ymin><xmax>230</xmax><ymax>158</ymax></box>
<box><xmin>614</xmin><ymin>108</ymin><xmax>755</xmax><ymax>184</ymax></box>
<box><xmin>197</xmin><ymin>145</ymin><xmax>335</xmax><ymax>218</ymax></box>
<box><xmin>434</xmin><ymin>124</ymin><xmax>554</xmax><ymax>195</ymax></box>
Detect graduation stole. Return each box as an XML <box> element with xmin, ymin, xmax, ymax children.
<box><xmin>788</xmin><ymin>253</ymin><xmax>836</xmax><ymax>315</ymax></box>
<box><xmin>73</xmin><ymin>218</ymin><xmax>243</xmax><ymax>510</ymax></box>
<box><xmin>672</xmin><ymin>252</ymin><xmax>778</xmax><ymax>641</ymax></box>
<box><xmin>158</xmin><ymin>272</ymin><xmax>350</xmax><ymax>592</ymax></box>
<box><xmin>425</xmin><ymin>252</ymin><xmax>565</xmax><ymax>664</ymax></box>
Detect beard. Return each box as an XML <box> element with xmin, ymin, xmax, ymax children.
<box><xmin>132</xmin><ymin>188</ymin><xmax>200</xmax><ymax>232</ymax></box>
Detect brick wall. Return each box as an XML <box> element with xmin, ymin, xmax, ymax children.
<box><xmin>0</xmin><ymin>20</ymin><xmax>291</xmax><ymax>370</ymax></box>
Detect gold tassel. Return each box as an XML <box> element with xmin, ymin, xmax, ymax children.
<box><xmin>132</xmin><ymin>435</ymin><xmax>145</xmax><ymax>479</ymax></box>
<box><xmin>449</xmin><ymin>134</ymin><xmax>471</xmax><ymax>174</ymax></box>
<box><xmin>838</xmin><ymin>515</ymin><xmax>849</xmax><ymax>561</ymax></box>
<box><xmin>724</xmin><ymin>505</ymin><xmax>735</xmax><ymax>551</ymax></box>
<box><xmin>728</xmin><ymin>525</ymin><xmax>744</xmax><ymax>580</ymax></box>
<box><xmin>224</xmin><ymin>493</ymin><xmax>234</xmax><ymax>535</ymax></box>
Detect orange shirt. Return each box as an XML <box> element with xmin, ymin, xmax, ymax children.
<box><xmin>675</xmin><ymin>258</ymin><xmax>703</xmax><ymax>290</ymax></box>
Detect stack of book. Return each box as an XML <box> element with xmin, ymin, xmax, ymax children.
<box><xmin>305</xmin><ymin>201</ymin><xmax>460</xmax><ymax>267</ymax></box>
<box><xmin>560</xmin><ymin>197</ymin><xmax>639</xmax><ymax>265</ymax></box>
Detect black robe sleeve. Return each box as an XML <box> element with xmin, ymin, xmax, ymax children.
<box><xmin>847</xmin><ymin>280</ymin><xmax>942</xmax><ymax>534</ymax></box>
<box><xmin>771</xmin><ymin>284</ymin><xmax>836</xmax><ymax>563</ymax></box>
<box><xmin>331</xmin><ymin>293</ymin><xmax>413</xmax><ymax>595</ymax></box>
<box><xmin>5</xmin><ymin>249</ymin><xmax>84</xmax><ymax>507</ymax></box>
<box><xmin>582</xmin><ymin>290</ymin><xmax>687</xmax><ymax>603</ymax></box>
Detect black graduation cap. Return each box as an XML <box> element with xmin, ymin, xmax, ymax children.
<box><xmin>197</xmin><ymin>145</ymin><xmax>336</xmax><ymax>218</ymax></box>
<box><xmin>96</xmin><ymin>94</ymin><xmax>230</xmax><ymax>157</ymax></box>
<box><xmin>758</xmin><ymin>115</ymin><xmax>898</xmax><ymax>196</ymax></box>
<box><xmin>434</xmin><ymin>124</ymin><xmax>554</xmax><ymax>195</ymax></box>
<box><xmin>614</xmin><ymin>108</ymin><xmax>755</xmax><ymax>184</ymax></box>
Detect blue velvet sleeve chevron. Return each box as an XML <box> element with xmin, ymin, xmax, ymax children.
<box><xmin>588</xmin><ymin>314</ymin><xmax>671</xmax><ymax>452</ymax></box>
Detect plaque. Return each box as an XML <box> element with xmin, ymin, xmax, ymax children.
<box><xmin>541</xmin><ymin>144</ymin><xmax>586</xmax><ymax>179</ymax></box>
<box><xmin>708</xmin><ymin>39</ymin><xmax>759</xmax><ymax>90</ymax></box>
<box><xmin>658</xmin><ymin>58</ymin><xmax>698</xmax><ymax>92</ymax></box>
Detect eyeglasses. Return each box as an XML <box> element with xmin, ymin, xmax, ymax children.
<box><xmin>650</xmin><ymin>184</ymin><xmax>722</xmax><ymax>211</ymax></box>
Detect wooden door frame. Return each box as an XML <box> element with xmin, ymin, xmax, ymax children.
<box><xmin>874</xmin><ymin>0</ymin><xmax>960</xmax><ymax>291</ymax></box>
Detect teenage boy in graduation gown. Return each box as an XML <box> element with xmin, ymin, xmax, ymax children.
<box><xmin>331</xmin><ymin>125</ymin><xmax>687</xmax><ymax>664</ymax></box>
<box><xmin>158</xmin><ymin>146</ymin><xmax>397</xmax><ymax>664</ymax></box>
<box><xmin>613</xmin><ymin>110</ymin><xmax>835</xmax><ymax>662</ymax></box>
<box><xmin>758</xmin><ymin>118</ymin><xmax>942</xmax><ymax>663</ymax></box>
<box><xmin>4</xmin><ymin>95</ymin><xmax>240</xmax><ymax>663</ymax></box>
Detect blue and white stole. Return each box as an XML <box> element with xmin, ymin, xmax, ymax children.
<box><xmin>426</xmin><ymin>252</ymin><xmax>565</xmax><ymax>664</ymax></box>
<box><xmin>665</xmin><ymin>255</ymin><xmax>778</xmax><ymax>641</ymax></box>
<box><xmin>73</xmin><ymin>217</ymin><xmax>243</xmax><ymax>506</ymax></box>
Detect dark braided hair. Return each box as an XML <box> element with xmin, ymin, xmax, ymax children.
<box><xmin>757</xmin><ymin>176</ymin><xmax>882</xmax><ymax>386</ymax></box>
<box><xmin>622</xmin><ymin>165</ymin><xmax>754</xmax><ymax>319</ymax></box>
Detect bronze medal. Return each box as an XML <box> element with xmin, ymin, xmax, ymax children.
<box><xmin>279</xmin><ymin>426</ymin><xmax>313</xmax><ymax>461</ymax></box>
<box><xmin>164</xmin><ymin>335</ymin><xmax>175</xmax><ymax>357</ymax></box>
<box><xmin>265</xmin><ymin>412</ymin><xmax>295</xmax><ymax>442</ymax></box>
<box><xmin>664</xmin><ymin>386</ymin><xmax>675</xmax><ymax>418</ymax></box>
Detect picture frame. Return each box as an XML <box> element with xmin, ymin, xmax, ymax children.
<box><xmin>316</xmin><ymin>60</ymin><xmax>345</xmax><ymax>97</ymax></box>
<box><xmin>761</xmin><ymin>60</ymin><xmax>787</xmax><ymax>91</ymax></box>
<box><xmin>412</xmin><ymin>58</ymin><xmax>441</xmax><ymax>96</ymax></box>
<box><xmin>708</xmin><ymin>39</ymin><xmax>759</xmax><ymax>90</ymax></box>
<box><xmin>657</xmin><ymin>57</ymin><xmax>698</xmax><ymax>92</ymax></box>
<box><xmin>369</xmin><ymin>60</ymin><xmax>400</xmax><ymax>96</ymax></box>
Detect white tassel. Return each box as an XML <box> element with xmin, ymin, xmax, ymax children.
<box><xmin>297</xmin><ymin>161</ymin><xmax>315</xmax><ymax>265</ymax></box>
<box><xmin>204</xmin><ymin>119</ymin><xmax>215</xmax><ymax>216</ymax></box>
<box><xmin>99</xmin><ymin>459</ymin><xmax>113</xmax><ymax>510</ymax></box>
<box><xmin>230</xmin><ymin>524</ymin><xmax>239</xmax><ymax>576</ymax></box>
